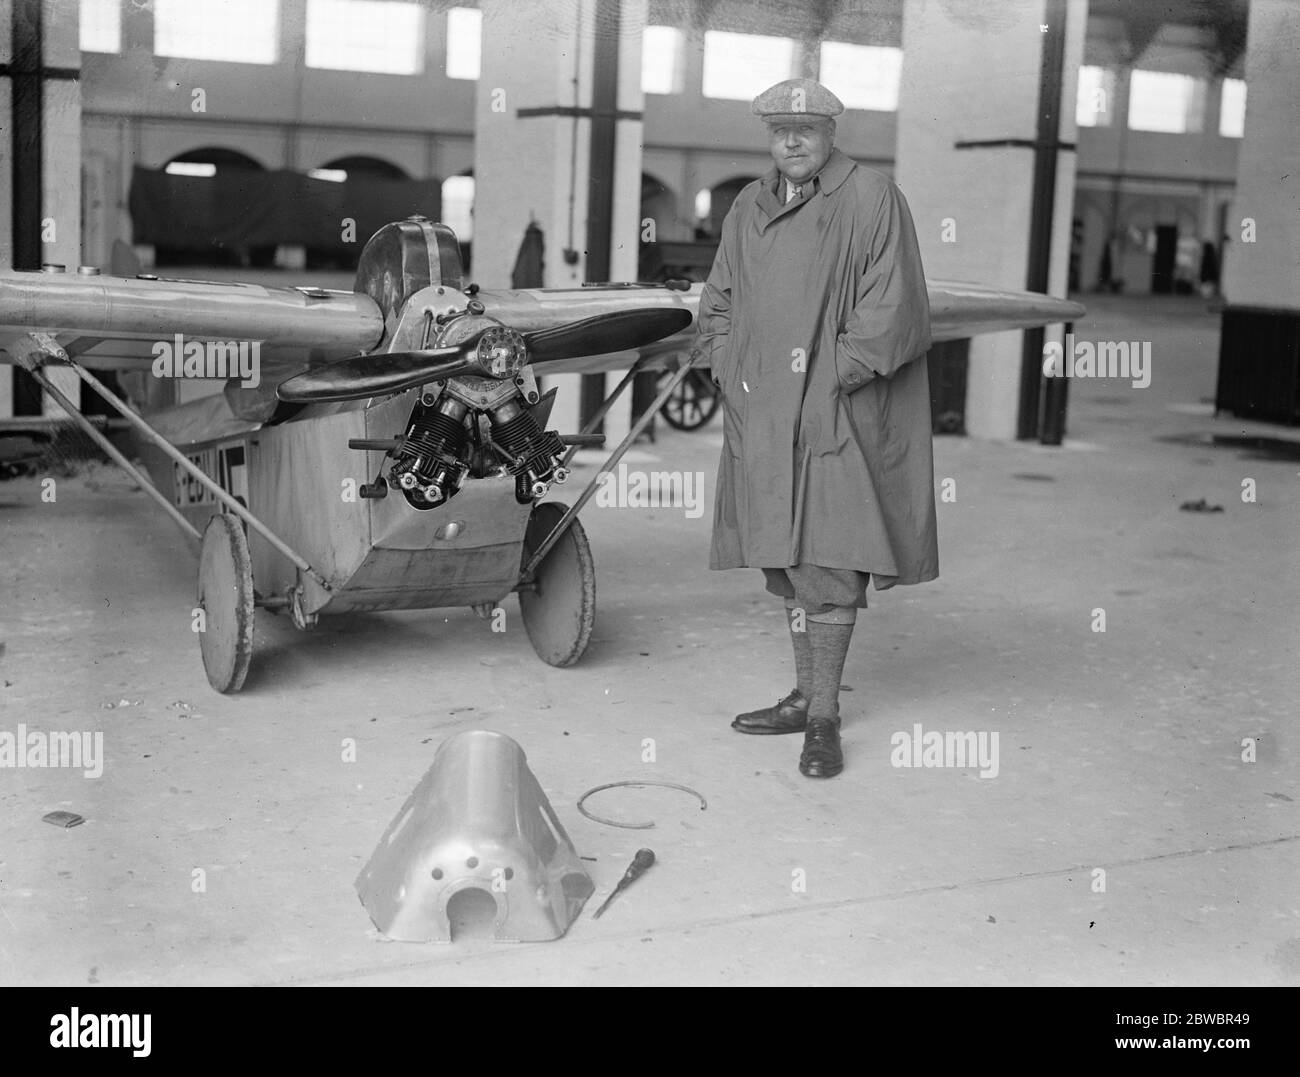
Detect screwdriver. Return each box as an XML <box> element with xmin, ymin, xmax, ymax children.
<box><xmin>592</xmin><ymin>848</ymin><xmax>656</xmax><ymax>920</ymax></box>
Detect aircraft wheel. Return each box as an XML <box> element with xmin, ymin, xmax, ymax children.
<box><xmin>197</xmin><ymin>513</ymin><xmax>255</xmax><ymax>694</ymax></box>
<box><xmin>518</xmin><ymin>502</ymin><xmax>595</xmax><ymax>667</ymax></box>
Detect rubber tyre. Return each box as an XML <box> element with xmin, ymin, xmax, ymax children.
<box><xmin>197</xmin><ymin>514</ymin><xmax>255</xmax><ymax>693</ymax></box>
<box><xmin>518</xmin><ymin>502</ymin><xmax>596</xmax><ymax>667</ymax></box>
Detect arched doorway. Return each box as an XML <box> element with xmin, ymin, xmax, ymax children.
<box><xmin>315</xmin><ymin>155</ymin><xmax>410</xmax><ymax>182</ymax></box>
<box><xmin>638</xmin><ymin>172</ymin><xmax>681</xmax><ymax>280</ymax></box>
<box><xmin>305</xmin><ymin>156</ymin><xmax>418</xmax><ymax>269</ymax></box>
<box><xmin>641</xmin><ymin>172</ymin><xmax>677</xmax><ymax>239</ymax></box>
<box><xmin>153</xmin><ymin>148</ymin><xmax>271</xmax><ymax>267</ymax></box>
<box><xmin>705</xmin><ymin>175</ymin><xmax>759</xmax><ymax>237</ymax></box>
<box><xmin>165</xmin><ymin>146</ymin><xmax>264</xmax><ymax>174</ymax></box>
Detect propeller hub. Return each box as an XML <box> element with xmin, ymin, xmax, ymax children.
<box><xmin>474</xmin><ymin>325</ymin><xmax>528</xmax><ymax>379</ymax></box>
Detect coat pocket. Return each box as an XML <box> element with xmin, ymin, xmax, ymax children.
<box><xmin>717</xmin><ymin>360</ymin><xmax>747</xmax><ymax>459</ymax></box>
<box><xmin>720</xmin><ymin>383</ymin><xmax>746</xmax><ymax>459</ymax></box>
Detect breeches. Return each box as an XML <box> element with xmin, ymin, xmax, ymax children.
<box><xmin>760</xmin><ymin>565</ymin><xmax>870</xmax><ymax>615</ymax></box>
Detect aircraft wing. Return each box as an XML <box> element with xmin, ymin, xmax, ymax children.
<box><xmin>478</xmin><ymin>281</ymin><xmax>1086</xmax><ymax>375</ymax></box>
<box><xmin>2</xmin><ymin>267</ymin><xmax>1084</xmax><ymax>385</ymax></box>
<box><xmin>0</xmin><ymin>269</ymin><xmax>384</xmax><ymax>372</ymax></box>
<box><xmin>924</xmin><ymin>279</ymin><xmax>1086</xmax><ymax>342</ymax></box>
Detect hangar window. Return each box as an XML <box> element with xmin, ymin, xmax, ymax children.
<box><xmin>642</xmin><ymin>25</ymin><xmax>684</xmax><ymax>95</ymax></box>
<box><xmin>315</xmin><ymin>155</ymin><xmax>410</xmax><ymax>182</ymax></box>
<box><xmin>163</xmin><ymin>148</ymin><xmax>263</xmax><ymax>176</ymax></box>
<box><xmin>79</xmin><ymin>0</ymin><xmax>120</xmax><ymax>54</ymax></box>
<box><xmin>446</xmin><ymin>7</ymin><xmax>482</xmax><ymax>80</ymax></box>
<box><xmin>165</xmin><ymin>162</ymin><xmax>217</xmax><ymax>177</ymax></box>
<box><xmin>702</xmin><ymin>31</ymin><xmax>795</xmax><ymax>101</ymax></box>
<box><xmin>306</xmin><ymin>0</ymin><xmax>425</xmax><ymax>75</ymax></box>
<box><xmin>1127</xmin><ymin>70</ymin><xmax>1206</xmax><ymax>134</ymax></box>
<box><xmin>818</xmin><ymin>43</ymin><xmax>901</xmax><ymax>111</ymax></box>
<box><xmin>154</xmin><ymin>0</ymin><xmax>279</xmax><ymax>64</ymax></box>
<box><xmin>694</xmin><ymin>189</ymin><xmax>711</xmax><ymax>222</ymax></box>
<box><xmin>1219</xmin><ymin>78</ymin><xmax>1246</xmax><ymax>138</ymax></box>
<box><xmin>1076</xmin><ymin>66</ymin><xmax>1116</xmax><ymax>128</ymax></box>
<box><xmin>442</xmin><ymin>174</ymin><xmax>475</xmax><ymax>242</ymax></box>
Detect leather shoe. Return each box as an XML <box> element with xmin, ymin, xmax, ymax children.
<box><xmin>732</xmin><ymin>690</ymin><xmax>808</xmax><ymax>735</ymax></box>
<box><xmin>799</xmin><ymin>716</ymin><xmax>843</xmax><ymax>778</ymax></box>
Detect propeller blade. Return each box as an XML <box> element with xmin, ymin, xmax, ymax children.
<box><xmin>278</xmin><ymin>307</ymin><xmax>694</xmax><ymax>402</ymax></box>
<box><xmin>276</xmin><ymin>345</ymin><xmax>475</xmax><ymax>403</ymax></box>
<box><xmin>525</xmin><ymin>308</ymin><xmax>693</xmax><ymax>365</ymax></box>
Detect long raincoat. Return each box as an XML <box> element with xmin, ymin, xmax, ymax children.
<box><xmin>697</xmin><ymin>148</ymin><xmax>938</xmax><ymax>589</ymax></box>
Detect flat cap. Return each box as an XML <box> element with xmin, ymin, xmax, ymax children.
<box><xmin>751</xmin><ymin>78</ymin><xmax>844</xmax><ymax>123</ymax></box>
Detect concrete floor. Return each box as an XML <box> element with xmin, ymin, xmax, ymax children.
<box><xmin>1</xmin><ymin>293</ymin><xmax>1297</xmax><ymax>985</ymax></box>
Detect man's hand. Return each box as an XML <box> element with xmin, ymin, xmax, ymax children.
<box><xmin>834</xmin><ymin>337</ymin><xmax>878</xmax><ymax>394</ymax></box>
<box><xmin>687</xmin><ymin>343</ymin><xmax>722</xmax><ymax>388</ymax></box>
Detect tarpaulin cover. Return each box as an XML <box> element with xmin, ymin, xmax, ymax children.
<box><xmin>129</xmin><ymin>168</ymin><xmax>442</xmax><ymax>252</ymax></box>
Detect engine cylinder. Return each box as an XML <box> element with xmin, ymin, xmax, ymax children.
<box><xmin>489</xmin><ymin>400</ymin><xmax>567</xmax><ymax>504</ymax></box>
<box><xmin>391</xmin><ymin>396</ymin><xmax>470</xmax><ymax>508</ymax></box>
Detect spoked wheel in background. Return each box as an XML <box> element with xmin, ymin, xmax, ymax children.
<box><xmin>517</xmin><ymin>501</ymin><xmax>595</xmax><ymax>667</ymax></box>
<box><xmin>197</xmin><ymin>513</ymin><xmax>255</xmax><ymax>693</ymax></box>
<box><xmin>657</xmin><ymin>367</ymin><xmax>721</xmax><ymax>431</ymax></box>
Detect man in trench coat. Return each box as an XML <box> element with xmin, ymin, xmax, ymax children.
<box><xmin>694</xmin><ymin>79</ymin><xmax>938</xmax><ymax>778</ymax></box>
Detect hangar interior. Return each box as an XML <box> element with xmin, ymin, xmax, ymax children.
<box><xmin>70</xmin><ymin>0</ymin><xmax>1247</xmax><ymax>290</ymax></box>
<box><xmin>1</xmin><ymin>0</ymin><xmax>1297</xmax><ymax>987</ymax></box>
<box><xmin>1</xmin><ymin>0</ymin><xmax>1270</xmax><ymax>430</ymax></box>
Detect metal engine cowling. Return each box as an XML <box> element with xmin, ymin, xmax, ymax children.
<box><xmin>356</xmin><ymin>730</ymin><xmax>594</xmax><ymax>942</ymax></box>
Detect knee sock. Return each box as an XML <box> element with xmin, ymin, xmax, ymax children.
<box><xmin>807</xmin><ymin>607</ymin><xmax>857</xmax><ymax>719</ymax></box>
<box><xmin>785</xmin><ymin>598</ymin><xmax>813</xmax><ymax>702</ymax></box>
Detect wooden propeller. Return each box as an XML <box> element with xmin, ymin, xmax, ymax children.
<box><xmin>277</xmin><ymin>307</ymin><xmax>692</xmax><ymax>404</ymax></box>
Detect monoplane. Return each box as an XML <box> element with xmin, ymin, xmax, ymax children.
<box><xmin>0</xmin><ymin>216</ymin><xmax>1084</xmax><ymax>692</ymax></box>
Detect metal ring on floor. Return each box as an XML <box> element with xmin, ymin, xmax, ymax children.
<box><xmin>576</xmin><ymin>780</ymin><xmax>708</xmax><ymax>830</ymax></box>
